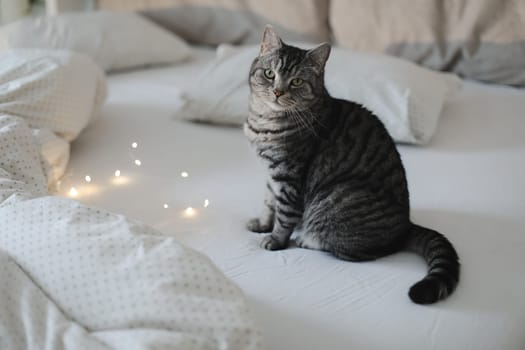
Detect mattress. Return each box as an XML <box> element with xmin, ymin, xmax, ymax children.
<box><xmin>61</xmin><ymin>48</ymin><xmax>525</xmax><ymax>350</ymax></box>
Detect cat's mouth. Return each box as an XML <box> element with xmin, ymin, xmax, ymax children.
<box><xmin>267</xmin><ymin>96</ymin><xmax>295</xmax><ymax>111</ymax></box>
<box><xmin>267</xmin><ymin>99</ymin><xmax>289</xmax><ymax>111</ymax></box>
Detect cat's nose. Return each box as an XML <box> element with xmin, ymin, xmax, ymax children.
<box><xmin>273</xmin><ymin>89</ymin><xmax>284</xmax><ymax>97</ymax></box>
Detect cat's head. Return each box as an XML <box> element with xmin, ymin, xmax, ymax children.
<box><xmin>249</xmin><ymin>25</ymin><xmax>331</xmax><ymax>112</ymax></box>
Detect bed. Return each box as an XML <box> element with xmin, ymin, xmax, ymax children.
<box><xmin>1</xmin><ymin>2</ymin><xmax>525</xmax><ymax>349</ymax></box>
<box><xmin>56</xmin><ymin>47</ymin><xmax>525</xmax><ymax>350</ymax></box>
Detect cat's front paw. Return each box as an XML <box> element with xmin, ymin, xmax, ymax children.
<box><xmin>261</xmin><ymin>235</ymin><xmax>287</xmax><ymax>251</ymax></box>
<box><xmin>246</xmin><ymin>218</ymin><xmax>273</xmax><ymax>233</ymax></box>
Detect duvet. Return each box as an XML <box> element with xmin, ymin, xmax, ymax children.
<box><xmin>0</xmin><ymin>50</ymin><xmax>261</xmax><ymax>350</ymax></box>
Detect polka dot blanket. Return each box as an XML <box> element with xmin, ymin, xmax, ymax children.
<box><xmin>0</xmin><ymin>50</ymin><xmax>262</xmax><ymax>350</ymax></box>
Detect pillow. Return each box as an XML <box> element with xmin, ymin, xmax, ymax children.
<box><xmin>330</xmin><ymin>0</ymin><xmax>525</xmax><ymax>87</ymax></box>
<box><xmin>0</xmin><ymin>49</ymin><xmax>106</xmax><ymax>141</ymax></box>
<box><xmin>0</xmin><ymin>49</ymin><xmax>107</xmax><ymax>186</ymax></box>
<box><xmin>97</xmin><ymin>0</ymin><xmax>330</xmax><ymax>45</ymax></box>
<box><xmin>177</xmin><ymin>44</ymin><xmax>462</xmax><ymax>145</ymax></box>
<box><xmin>0</xmin><ymin>11</ymin><xmax>192</xmax><ymax>72</ymax></box>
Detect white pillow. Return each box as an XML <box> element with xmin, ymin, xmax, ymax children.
<box><xmin>0</xmin><ymin>49</ymin><xmax>107</xmax><ymax>187</ymax></box>
<box><xmin>177</xmin><ymin>44</ymin><xmax>462</xmax><ymax>144</ymax></box>
<box><xmin>0</xmin><ymin>12</ymin><xmax>192</xmax><ymax>72</ymax></box>
<box><xmin>0</xmin><ymin>49</ymin><xmax>106</xmax><ymax>141</ymax></box>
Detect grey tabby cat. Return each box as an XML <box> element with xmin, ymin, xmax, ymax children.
<box><xmin>244</xmin><ymin>26</ymin><xmax>460</xmax><ymax>304</ymax></box>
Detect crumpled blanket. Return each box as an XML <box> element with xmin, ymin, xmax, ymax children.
<box><xmin>0</xmin><ymin>50</ymin><xmax>262</xmax><ymax>350</ymax></box>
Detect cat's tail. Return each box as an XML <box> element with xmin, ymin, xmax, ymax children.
<box><xmin>405</xmin><ymin>223</ymin><xmax>460</xmax><ymax>304</ymax></box>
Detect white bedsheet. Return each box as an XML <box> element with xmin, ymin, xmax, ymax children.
<box><xmin>0</xmin><ymin>49</ymin><xmax>262</xmax><ymax>350</ymax></box>
<box><xmin>64</xmin><ymin>48</ymin><xmax>525</xmax><ymax>350</ymax></box>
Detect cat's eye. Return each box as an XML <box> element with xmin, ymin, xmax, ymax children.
<box><xmin>263</xmin><ymin>69</ymin><xmax>275</xmax><ymax>80</ymax></box>
<box><xmin>291</xmin><ymin>78</ymin><xmax>304</xmax><ymax>87</ymax></box>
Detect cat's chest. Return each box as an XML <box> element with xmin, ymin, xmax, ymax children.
<box><xmin>245</xmin><ymin>112</ymin><xmax>295</xmax><ymax>149</ymax></box>
<box><xmin>249</xmin><ymin>133</ymin><xmax>290</xmax><ymax>168</ymax></box>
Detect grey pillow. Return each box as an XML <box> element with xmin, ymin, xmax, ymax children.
<box><xmin>330</xmin><ymin>0</ymin><xmax>525</xmax><ymax>87</ymax></box>
<box><xmin>97</xmin><ymin>0</ymin><xmax>330</xmax><ymax>46</ymax></box>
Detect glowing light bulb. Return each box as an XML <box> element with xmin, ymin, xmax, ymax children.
<box><xmin>204</xmin><ymin>199</ymin><xmax>209</xmax><ymax>208</ymax></box>
<box><xmin>163</xmin><ymin>203</ymin><xmax>169</xmax><ymax>209</ymax></box>
<box><xmin>69</xmin><ymin>187</ymin><xmax>78</xmax><ymax>197</ymax></box>
<box><xmin>131</xmin><ymin>142</ymin><xmax>138</xmax><ymax>148</ymax></box>
<box><xmin>181</xmin><ymin>171</ymin><xmax>189</xmax><ymax>178</ymax></box>
<box><xmin>135</xmin><ymin>159</ymin><xmax>142</xmax><ymax>166</ymax></box>
<box><xmin>114</xmin><ymin>170</ymin><xmax>121</xmax><ymax>177</ymax></box>
<box><xmin>84</xmin><ymin>175</ymin><xmax>92</xmax><ymax>183</ymax></box>
<box><xmin>185</xmin><ymin>207</ymin><xmax>194</xmax><ymax>216</ymax></box>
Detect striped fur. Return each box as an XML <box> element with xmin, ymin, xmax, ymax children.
<box><xmin>244</xmin><ymin>26</ymin><xmax>459</xmax><ymax>304</ymax></box>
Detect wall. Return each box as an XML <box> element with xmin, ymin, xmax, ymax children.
<box><xmin>0</xmin><ymin>0</ymin><xmax>30</xmax><ymax>23</ymax></box>
<box><xmin>46</xmin><ymin>0</ymin><xmax>94</xmax><ymax>14</ymax></box>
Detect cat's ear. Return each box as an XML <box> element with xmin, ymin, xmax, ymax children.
<box><xmin>260</xmin><ymin>25</ymin><xmax>282</xmax><ymax>55</ymax></box>
<box><xmin>308</xmin><ymin>43</ymin><xmax>331</xmax><ymax>70</ymax></box>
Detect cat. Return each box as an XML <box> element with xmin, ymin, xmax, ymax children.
<box><xmin>244</xmin><ymin>26</ymin><xmax>460</xmax><ymax>304</ymax></box>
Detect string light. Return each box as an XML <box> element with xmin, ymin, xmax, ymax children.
<box><xmin>184</xmin><ymin>207</ymin><xmax>195</xmax><ymax>217</ymax></box>
<box><xmin>114</xmin><ymin>170</ymin><xmax>121</xmax><ymax>177</ymax></box>
<box><xmin>84</xmin><ymin>175</ymin><xmax>92</xmax><ymax>183</ymax></box>
<box><xmin>163</xmin><ymin>203</ymin><xmax>169</xmax><ymax>209</ymax></box>
<box><xmin>204</xmin><ymin>199</ymin><xmax>209</xmax><ymax>207</ymax></box>
<box><xmin>181</xmin><ymin>171</ymin><xmax>189</xmax><ymax>178</ymax></box>
<box><xmin>69</xmin><ymin>187</ymin><xmax>78</xmax><ymax>197</ymax></box>
<box><xmin>131</xmin><ymin>142</ymin><xmax>138</xmax><ymax>148</ymax></box>
<box><xmin>135</xmin><ymin>160</ymin><xmax>142</xmax><ymax>166</ymax></box>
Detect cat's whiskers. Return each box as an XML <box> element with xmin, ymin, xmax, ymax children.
<box><xmin>284</xmin><ymin>109</ymin><xmax>300</xmax><ymax>135</ymax></box>
<box><xmin>284</xmin><ymin>108</ymin><xmax>302</xmax><ymax>133</ymax></box>
<box><xmin>303</xmin><ymin>105</ymin><xmax>327</xmax><ymax>129</ymax></box>
<box><xmin>288</xmin><ymin>108</ymin><xmax>310</xmax><ymax>136</ymax></box>
<box><xmin>288</xmin><ymin>109</ymin><xmax>305</xmax><ymax>132</ymax></box>
<box><xmin>291</xmin><ymin>107</ymin><xmax>319</xmax><ymax>138</ymax></box>
<box><xmin>292</xmin><ymin>109</ymin><xmax>315</xmax><ymax>133</ymax></box>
